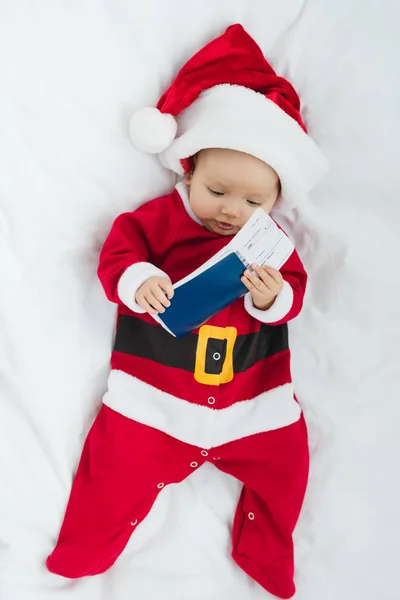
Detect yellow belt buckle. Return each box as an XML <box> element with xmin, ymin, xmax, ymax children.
<box><xmin>194</xmin><ymin>325</ymin><xmax>237</xmax><ymax>385</ymax></box>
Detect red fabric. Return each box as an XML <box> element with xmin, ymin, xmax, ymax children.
<box><xmin>156</xmin><ymin>24</ymin><xmax>307</xmax><ymax>133</ymax></box>
<box><xmin>111</xmin><ymin>350</ymin><xmax>292</xmax><ymax>407</ymax></box>
<box><xmin>47</xmin><ymin>405</ymin><xmax>309</xmax><ymax>598</ymax></box>
<box><xmin>97</xmin><ymin>188</ymin><xmax>307</xmax><ymax>413</ymax></box>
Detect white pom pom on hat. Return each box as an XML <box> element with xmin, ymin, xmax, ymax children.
<box><xmin>129</xmin><ymin>107</ymin><xmax>177</xmax><ymax>154</ymax></box>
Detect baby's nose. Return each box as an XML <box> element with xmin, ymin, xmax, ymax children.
<box><xmin>222</xmin><ymin>202</ymin><xmax>241</xmax><ymax>218</ymax></box>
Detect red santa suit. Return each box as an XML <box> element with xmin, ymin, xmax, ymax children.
<box><xmin>46</xmin><ymin>182</ymin><xmax>309</xmax><ymax>599</ymax></box>
<box><xmin>47</xmin><ymin>23</ymin><xmax>328</xmax><ymax>599</ymax></box>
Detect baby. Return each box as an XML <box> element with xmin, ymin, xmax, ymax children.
<box><xmin>46</xmin><ymin>24</ymin><xmax>327</xmax><ymax>599</ymax></box>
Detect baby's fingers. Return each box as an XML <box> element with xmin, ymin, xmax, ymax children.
<box><xmin>241</xmin><ymin>270</ymin><xmax>262</xmax><ymax>292</ymax></box>
<box><xmin>137</xmin><ymin>295</ymin><xmax>158</xmax><ymax>315</ymax></box>
<box><xmin>159</xmin><ymin>279</ymin><xmax>174</xmax><ymax>301</ymax></box>
<box><xmin>243</xmin><ymin>269</ymin><xmax>264</xmax><ymax>290</ymax></box>
<box><xmin>261</xmin><ymin>265</ymin><xmax>283</xmax><ymax>286</ymax></box>
<box><xmin>146</xmin><ymin>292</ymin><xmax>167</xmax><ymax>314</ymax></box>
<box><xmin>252</xmin><ymin>265</ymin><xmax>276</xmax><ymax>288</ymax></box>
<box><xmin>151</xmin><ymin>283</ymin><xmax>172</xmax><ymax>309</ymax></box>
<box><xmin>241</xmin><ymin>274</ymin><xmax>253</xmax><ymax>291</ymax></box>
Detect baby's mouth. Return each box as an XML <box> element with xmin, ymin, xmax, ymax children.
<box><xmin>215</xmin><ymin>221</ymin><xmax>235</xmax><ymax>230</ymax></box>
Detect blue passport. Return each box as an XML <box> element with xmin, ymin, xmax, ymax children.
<box><xmin>158</xmin><ymin>252</ymin><xmax>247</xmax><ymax>338</ymax></box>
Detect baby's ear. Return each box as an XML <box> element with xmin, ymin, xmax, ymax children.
<box><xmin>185</xmin><ymin>153</ymin><xmax>197</xmax><ymax>185</ymax></box>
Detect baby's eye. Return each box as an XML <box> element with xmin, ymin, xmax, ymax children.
<box><xmin>208</xmin><ymin>188</ymin><xmax>224</xmax><ymax>196</ymax></box>
<box><xmin>247</xmin><ymin>199</ymin><xmax>261</xmax><ymax>206</ymax></box>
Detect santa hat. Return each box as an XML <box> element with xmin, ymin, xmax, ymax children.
<box><xmin>129</xmin><ymin>24</ymin><xmax>327</xmax><ymax>209</ymax></box>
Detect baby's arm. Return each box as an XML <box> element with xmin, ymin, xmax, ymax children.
<box><xmin>97</xmin><ymin>199</ymin><xmax>177</xmax><ymax>313</ymax></box>
<box><xmin>243</xmin><ymin>248</ymin><xmax>307</xmax><ymax>325</ymax></box>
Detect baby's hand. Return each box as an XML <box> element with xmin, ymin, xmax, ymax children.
<box><xmin>135</xmin><ymin>276</ymin><xmax>174</xmax><ymax>315</ymax></box>
<box><xmin>241</xmin><ymin>264</ymin><xmax>284</xmax><ymax>311</ymax></box>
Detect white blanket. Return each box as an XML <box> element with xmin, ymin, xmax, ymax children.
<box><xmin>1</xmin><ymin>1</ymin><xmax>399</xmax><ymax>599</ymax></box>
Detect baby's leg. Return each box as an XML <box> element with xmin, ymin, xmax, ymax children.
<box><xmin>214</xmin><ymin>416</ymin><xmax>309</xmax><ymax>599</ymax></box>
<box><xmin>47</xmin><ymin>405</ymin><xmax>202</xmax><ymax>578</ymax></box>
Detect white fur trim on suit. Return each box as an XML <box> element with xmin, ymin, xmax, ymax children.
<box><xmin>159</xmin><ymin>84</ymin><xmax>328</xmax><ymax>208</ymax></box>
<box><xmin>102</xmin><ymin>369</ymin><xmax>301</xmax><ymax>448</ymax></box>
<box><xmin>244</xmin><ymin>280</ymin><xmax>294</xmax><ymax>323</ymax></box>
<box><xmin>175</xmin><ymin>180</ymin><xmax>203</xmax><ymax>225</ymax></box>
<box><xmin>117</xmin><ymin>262</ymin><xmax>171</xmax><ymax>313</ymax></box>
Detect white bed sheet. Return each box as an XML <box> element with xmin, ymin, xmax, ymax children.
<box><xmin>0</xmin><ymin>1</ymin><xmax>399</xmax><ymax>599</ymax></box>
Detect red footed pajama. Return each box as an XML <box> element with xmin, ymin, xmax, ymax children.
<box><xmin>47</xmin><ymin>405</ymin><xmax>308</xmax><ymax>598</ymax></box>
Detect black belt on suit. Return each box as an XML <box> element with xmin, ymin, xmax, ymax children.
<box><xmin>113</xmin><ymin>314</ymin><xmax>288</xmax><ymax>380</ymax></box>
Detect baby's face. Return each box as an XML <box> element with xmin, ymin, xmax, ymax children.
<box><xmin>186</xmin><ymin>148</ymin><xmax>280</xmax><ymax>236</ymax></box>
